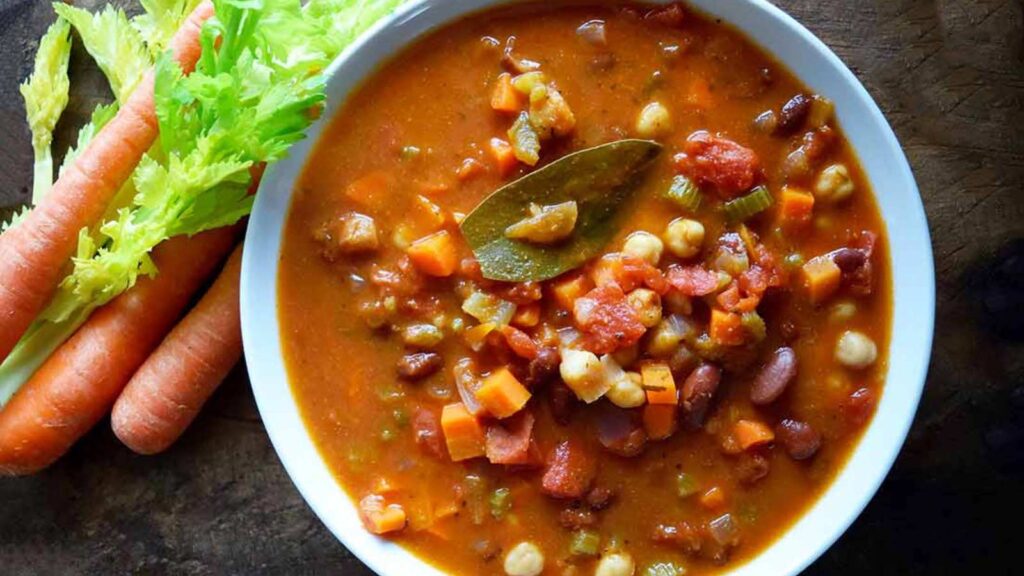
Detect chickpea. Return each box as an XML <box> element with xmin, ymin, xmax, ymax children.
<box><xmin>504</xmin><ymin>542</ymin><xmax>545</xmax><ymax>576</ymax></box>
<box><xmin>646</xmin><ymin>317</ymin><xmax>685</xmax><ymax>357</ymax></box>
<box><xmin>835</xmin><ymin>330</ymin><xmax>877</xmax><ymax>369</ymax></box>
<box><xmin>663</xmin><ymin>218</ymin><xmax>705</xmax><ymax>259</ymax></box>
<box><xmin>594</xmin><ymin>552</ymin><xmax>635</xmax><ymax>576</ymax></box>
<box><xmin>607</xmin><ymin>370</ymin><xmax>646</xmax><ymax>409</ymax></box>
<box><xmin>622</xmin><ymin>231</ymin><xmax>664</xmax><ymax>266</ymax></box>
<box><xmin>627</xmin><ymin>288</ymin><xmax>663</xmax><ymax>328</ymax></box>
<box><xmin>636</xmin><ymin>102</ymin><xmax>672</xmax><ymax>138</ymax></box>
<box><xmin>829</xmin><ymin>301</ymin><xmax>857</xmax><ymax>323</ymax></box>
<box><xmin>814</xmin><ymin>163</ymin><xmax>855</xmax><ymax>204</ymax></box>
<box><xmin>559</xmin><ymin>348</ymin><xmax>607</xmax><ymax>402</ymax></box>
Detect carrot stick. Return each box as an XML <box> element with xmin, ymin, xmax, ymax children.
<box><xmin>0</xmin><ymin>1</ymin><xmax>214</xmax><ymax>365</ymax></box>
<box><xmin>111</xmin><ymin>244</ymin><xmax>243</xmax><ymax>455</ymax></box>
<box><xmin>0</xmin><ymin>226</ymin><xmax>237</xmax><ymax>476</ymax></box>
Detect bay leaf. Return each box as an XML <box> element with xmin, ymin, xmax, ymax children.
<box><xmin>460</xmin><ymin>139</ymin><xmax>662</xmax><ymax>282</ymax></box>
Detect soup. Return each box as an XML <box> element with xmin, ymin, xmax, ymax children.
<box><xmin>278</xmin><ymin>3</ymin><xmax>890</xmax><ymax>575</ymax></box>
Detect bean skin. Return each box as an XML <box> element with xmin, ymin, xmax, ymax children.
<box><xmin>750</xmin><ymin>347</ymin><xmax>798</xmax><ymax>405</ymax></box>
<box><xmin>776</xmin><ymin>419</ymin><xmax>822</xmax><ymax>460</ymax></box>
<box><xmin>680</xmin><ymin>364</ymin><xmax>722</xmax><ymax>429</ymax></box>
<box><xmin>776</xmin><ymin>93</ymin><xmax>811</xmax><ymax>135</ymax></box>
<box><xmin>396</xmin><ymin>352</ymin><xmax>443</xmax><ymax>380</ymax></box>
<box><xmin>830</xmin><ymin>247</ymin><xmax>867</xmax><ymax>273</ymax></box>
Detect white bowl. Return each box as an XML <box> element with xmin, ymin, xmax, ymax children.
<box><xmin>240</xmin><ymin>1</ymin><xmax>935</xmax><ymax>574</ymax></box>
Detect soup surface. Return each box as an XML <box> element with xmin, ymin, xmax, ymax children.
<box><xmin>279</xmin><ymin>3</ymin><xmax>891</xmax><ymax>575</ymax></box>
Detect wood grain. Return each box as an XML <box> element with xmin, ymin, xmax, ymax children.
<box><xmin>1</xmin><ymin>0</ymin><xmax>1022</xmax><ymax>574</ymax></box>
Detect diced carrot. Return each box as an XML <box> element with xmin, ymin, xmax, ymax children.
<box><xmin>734</xmin><ymin>419</ymin><xmax>775</xmax><ymax>450</ymax></box>
<box><xmin>641</xmin><ymin>362</ymin><xmax>677</xmax><ymax>405</ymax></box>
<box><xmin>643</xmin><ymin>403</ymin><xmax>677</xmax><ymax>440</ymax></box>
<box><xmin>359</xmin><ymin>495</ymin><xmax>407</xmax><ymax>535</ymax></box>
<box><xmin>413</xmin><ymin>194</ymin><xmax>447</xmax><ymax>231</ymax></box>
<box><xmin>551</xmin><ymin>273</ymin><xmax>593</xmax><ymax>311</ymax></box>
<box><xmin>407</xmin><ymin>230</ymin><xmax>458</xmax><ymax>277</ymax></box>
<box><xmin>800</xmin><ymin>255</ymin><xmax>841</xmax><ymax>305</ymax></box>
<box><xmin>488</xmin><ymin>137</ymin><xmax>518</xmax><ymax>177</ymax></box>
<box><xmin>475</xmin><ymin>367</ymin><xmax>531</xmax><ymax>419</ymax></box>
<box><xmin>776</xmin><ymin>186</ymin><xmax>815</xmax><ymax>229</ymax></box>
<box><xmin>699</xmin><ymin>486</ymin><xmax>726</xmax><ymax>510</ymax></box>
<box><xmin>345</xmin><ymin>170</ymin><xmax>393</xmax><ymax>208</ymax></box>
<box><xmin>491</xmin><ymin>72</ymin><xmax>525</xmax><ymax>113</ymax></box>
<box><xmin>440</xmin><ymin>403</ymin><xmax>486</xmax><ymax>461</ymax></box>
<box><xmin>511</xmin><ymin>303</ymin><xmax>540</xmax><ymax>328</ymax></box>
<box><xmin>709</xmin><ymin>309</ymin><xmax>746</xmax><ymax>346</ymax></box>
<box><xmin>456</xmin><ymin>158</ymin><xmax>486</xmax><ymax>182</ymax></box>
<box><xmin>687</xmin><ymin>77</ymin><xmax>714</xmax><ymax>108</ymax></box>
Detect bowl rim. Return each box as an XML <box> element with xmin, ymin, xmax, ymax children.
<box><xmin>240</xmin><ymin>1</ymin><xmax>935</xmax><ymax>575</ymax></box>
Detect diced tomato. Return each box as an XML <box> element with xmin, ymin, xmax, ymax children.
<box><xmin>739</xmin><ymin>266</ymin><xmax>769</xmax><ymax>296</ymax></box>
<box><xmin>499</xmin><ymin>325</ymin><xmax>540</xmax><ymax>360</ymax></box>
<box><xmin>541</xmin><ymin>439</ymin><xmax>597</xmax><ymax>499</ymax></box>
<box><xmin>573</xmin><ymin>285</ymin><xmax>647</xmax><ymax>354</ymax></box>
<box><xmin>591</xmin><ymin>254</ymin><xmax>669</xmax><ymax>294</ymax></box>
<box><xmin>412</xmin><ymin>408</ymin><xmax>448</xmax><ymax>459</ymax></box>
<box><xmin>494</xmin><ymin>281</ymin><xmax>543</xmax><ymax>305</ymax></box>
<box><xmin>485</xmin><ymin>411</ymin><xmax>538</xmax><ymax>466</ymax></box>
<box><xmin>673</xmin><ymin>131</ymin><xmax>761</xmax><ymax>199</ymax></box>
<box><xmin>666</xmin><ymin>264</ymin><xmax>720</xmax><ymax>296</ymax></box>
<box><xmin>716</xmin><ymin>282</ymin><xmax>759</xmax><ymax>313</ymax></box>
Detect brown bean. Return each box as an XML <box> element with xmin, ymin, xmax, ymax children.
<box><xmin>526</xmin><ymin>347</ymin><xmax>560</xmax><ymax>386</ymax></box>
<box><xmin>775</xmin><ymin>419</ymin><xmax>822</xmax><ymax>460</ymax></box>
<box><xmin>585</xmin><ymin>486</ymin><xmax>616</xmax><ymax>511</ymax></box>
<box><xmin>776</xmin><ymin>93</ymin><xmax>811</xmax><ymax>135</ymax></box>
<box><xmin>830</xmin><ymin>247</ymin><xmax>867</xmax><ymax>273</ymax></box>
<box><xmin>396</xmin><ymin>352</ymin><xmax>443</xmax><ymax>380</ymax></box>
<box><xmin>559</xmin><ymin>507</ymin><xmax>596</xmax><ymax>530</ymax></box>
<box><xmin>680</xmin><ymin>364</ymin><xmax>722</xmax><ymax>429</ymax></box>
<box><xmin>750</xmin><ymin>347</ymin><xmax>798</xmax><ymax>405</ymax></box>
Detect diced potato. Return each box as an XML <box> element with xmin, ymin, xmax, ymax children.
<box><xmin>511</xmin><ymin>71</ymin><xmax>547</xmax><ymax>94</ymax></box>
<box><xmin>800</xmin><ymin>255</ymin><xmax>842</xmax><ymax>305</ymax></box>
<box><xmin>336</xmin><ymin>212</ymin><xmax>379</xmax><ymax>254</ymax></box>
<box><xmin>627</xmin><ymin>288</ymin><xmax>663</xmax><ymax>328</ymax></box>
<box><xmin>835</xmin><ymin>331</ymin><xmax>877</xmax><ymax>369</ymax></box>
<box><xmin>401</xmin><ymin>323</ymin><xmax>444</xmax><ymax>349</ymax></box>
<box><xmin>504</xmin><ymin>542</ymin><xmax>545</xmax><ymax>576</ymax></box>
<box><xmin>664</xmin><ymin>218</ymin><xmax>705</xmax><ymax>259</ymax></box>
<box><xmin>814</xmin><ymin>163</ymin><xmax>855</xmax><ymax>204</ymax></box>
<box><xmin>807</xmin><ymin>95</ymin><xmax>835</xmax><ymax>128</ymax></box>
<box><xmin>636</xmin><ymin>101</ymin><xmax>672</xmax><ymax>138</ymax></box>
<box><xmin>559</xmin><ymin>348</ymin><xmax>609</xmax><ymax>403</ymax></box>
<box><xmin>595</xmin><ymin>552</ymin><xmax>635</xmax><ymax>576</ymax></box>
<box><xmin>529</xmin><ymin>84</ymin><xmax>576</xmax><ymax>139</ymax></box>
<box><xmin>622</xmin><ymin>231</ymin><xmax>664</xmax><ymax>266</ymax></box>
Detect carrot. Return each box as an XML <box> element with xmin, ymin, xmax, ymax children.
<box><xmin>709</xmin><ymin>309</ymin><xmax>745</xmax><ymax>346</ymax></box>
<box><xmin>406</xmin><ymin>230</ymin><xmax>458</xmax><ymax>277</ymax></box>
<box><xmin>511</xmin><ymin>303</ymin><xmax>540</xmax><ymax>328</ymax></box>
<box><xmin>800</xmin><ymin>254</ymin><xmax>841</xmax><ymax>305</ymax></box>
<box><xmin>642</xmin><ymin>403</ymin><xmax>677</xmax><ymax>440</ymax></box>
<box><xmin>699</xmin><ymin>486</ymin><xmax>726</xmax><ymax>510</ymax></box>
<box><xmin>440</xmin><ymin>402</ymin><xmax>486</xmax><ymax>462</ymax></box>
<box><xmin>110</xmin><ymin>244</ymin><xmax>243</xmax><ymax>455</ymax></box>
<box><xmin>359</xmin><ymin>494</ymin><xmax>407</xmax><ymax>535</ymax></box>
<box><xmin>641</xmin><ymin>362</ymin><xmax>677</xmax><ymax>405</ymax></box>
<box><xmin>474</xmin><ymin>367</ymin><xmax>531</xmax><ymax>419</ymax></box>
<box><xmin>550</xmin><ymin>273</ymin><xmax>593</xmax><ymax>311</ymax></box>
<box><xmin>345</xmin><ymin>170</ymin><xmax>393</xmax><ymax>208</ymax></box>
<box><xmin>734</xmin><ymin>419</ymin><xmax>775</xmax><ymax>450</ymax></box>
<box><xmin>490</xmin><ymin>73</ymin><xmax>524</xmax><ymax>113</ymax></box>
<box><xmin>488</xmin><ymin>137</ymin><xmax>518</xmax><ymax>177</ymax></box>
<box><xmin>776</xmin><ymin>186</ymin><xmax>815</xmax><ymax>229</ymax></box>
<box><xmin>0</xmin><ymin>227</ymin><xmax>237</xmax><ymax>476</ymax></box>
<box><xmin>0</xmin><ymin>1</ymin><xmax>214</xmax><ymax>365</ymax></box>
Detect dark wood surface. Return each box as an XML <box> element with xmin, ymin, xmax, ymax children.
<box><xmin>2</xmin><ymin>0</ymin><xmax>1022</xmax><ymax>574</ymax></box>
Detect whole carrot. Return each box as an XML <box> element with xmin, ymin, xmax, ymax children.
<box><xmin>0</xmin><ymin>0</ymin><xmax>214</xmax><ymax>364</ymax></box>
<box><xmin>0</xmin><ymin>227</ymin><xmax>236</xmax><ymax>476</ymax></box>
<box><xmin>112</xmin><ymin>244</ymin><xmax>243</xmax><ymax>455</ymax></box>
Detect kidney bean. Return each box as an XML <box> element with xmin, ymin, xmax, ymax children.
<box><xmin>776</xmin><ymin>93</ymin><xmax>811</xmax><ymax>135</ymax></box>
<box><xmin>735</xmin><ymin>453</ymin><xmax>770</xmax><ymax>484</ymax></box>
<box><xmin>830</xmin><ymin>247</ymin><xmax>867</xmax><ymax>273</ymax></box>
<box><xmin>585</xmin><ymin>486</ymin><xmax>616</xmax><ymax>511</ymax></box>
<box><xmin>775</xmin><ymin>419</ymin><xmax>822</xmax><ymax>460</ymax></box>
<box><xmin>750</xmin><ymin>347</ymin><xmax>798</xmax><ymax>405</ymax></box>
<box><xmin>527</xmin><ymin>347</ymin><xmax>560</xmax><ymax>386</ymax></box>
<box><xmin>680</xmin><ymin>364</ymin><xmax>722</xmax><ymax>429</ymax></box>
<box><xmin>396</xmin><ymin>352</ymin><xmax>443</xmax><ymax>380</ymax></box>
<box><xmin>559</xmin><ymin>507</ymin><xmax>596</xmax><ymax>530</ymax></box>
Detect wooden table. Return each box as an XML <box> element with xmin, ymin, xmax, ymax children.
<box><xmin>1</xmin><ymin>0</ymin><xmax>1021</xmax><ymax>573</ymax></box>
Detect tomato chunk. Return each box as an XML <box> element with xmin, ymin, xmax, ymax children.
<box><xmin>573</xmin><ymin>284</ymin><xmax>647</xmax><ymax>354</ymax></box>
<box><xmin>541</xmin><ymin>439</ymin><xmax>597</xmax><ymax>499</ymax></box>
<box><xmin>674</xmin><ymin>130</ymin><xmax>760</xmax><ymax>199</ymax></box>
<box><xmin>666</xmin><ymin>264</ymin><xmax>720</xmax><ymax>296</ymax></box>
<box><xmin>485</xmin><ymin>411</ymin><xmax>538</xmax><ymax>465</ymax></box>
<box><xmin>412</xmin><ymin>408</ymin><xmax>447</xmax><ymax>459</ymax></box>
